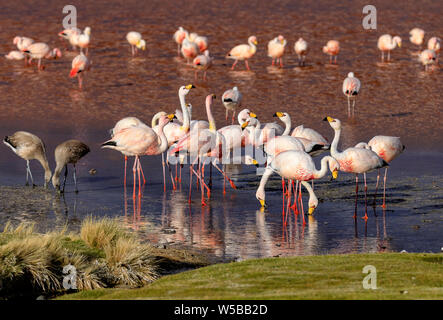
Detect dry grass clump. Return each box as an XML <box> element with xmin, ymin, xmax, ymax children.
<box><xmin>0</xmin><ymin>218</ymin><xmax>158</xmax><ymax>299</ymax></box>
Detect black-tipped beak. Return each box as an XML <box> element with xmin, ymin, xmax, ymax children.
<box><xmin>273</xmin><ymin>113</ymin><xmax>278</xmax><ymax>117</ymax></box>
<box><xmin>191</xmin><ymin>85</ymin><xmax>196</xmax><ymax>88</ymax></box>
<box><xmin>323</xmin><ymin>117</ymin><xmax>328</xmax><ymax>121</ymax></box>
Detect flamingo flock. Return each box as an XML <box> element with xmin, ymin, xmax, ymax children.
<box><xmin>5</xmin><ymin>20</ymin><xmax>437</xmax><ymax>227</ymax></box>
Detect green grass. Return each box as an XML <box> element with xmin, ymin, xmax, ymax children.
<box><xmin>58</xmin><ymin>253</ymin><xmax>443</xmax><ymax>300</ymax></box>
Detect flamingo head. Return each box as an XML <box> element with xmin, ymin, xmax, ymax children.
<box><xmin>256</xmin><ymin>188</ymin><xmax>266</xmax><ymax>208</ymax></box>
<box><xmin>84</xmin><ymin>27</ymin><xmax>91</xmax><ymax>36</ymax></box>
<box><xmin>273</xmin><ymin>111</ymin><xmax>286</xmax><ymax>119</ymax></box>
<box><xmin>248</xmin><ymin>111</ymin><xmax>257</xmax><ymax>118</ymax></box>
<box><xmin>393</xmin><ymin>36</ymin><xmax>402</xmax><ymax>47</ymax></box>
<box><xmin>13</xmin><ymin>36</ymin><xmax>20</xmax><ymax>45</ymax></box>
<box><xmin>136</xmin><ymin>39</ymin><xmax>146</xmax><ymax>50</ymax></box>
<box><xmin>180</xmin><ymin>84</ymin><xmax>195</xmax><ymax>96</ymax></box>
<box><xmin>52</xmin><ymin>48</ymin><xmax>62</xmax><ymax>59</ymax></box>
<box><xmin>277</xmin><ymin>35</ymin><xmax>285</xmax><ymax>45</ymax></box>
<box><xmin>244</xmin><ymin>155</ymin><xmax>259</xmax><ymax>167</ymax></box>
<box><xmin>328</xmin><ymin>158</ymin><xmax>340</xmax><ymax>179</ymax></box>
<box><xmin>248</xmin><ymin>35</ymin><xmax>258</xmax><ymax>45</ymax></box>
<box><xmin>323</xmin><ymin>116</ymin><xmax>341</xmax><ymax>130</ymax></box>
<box><xmin>308</xmin><ymin>196</ymin><xmax>318</xmax><ymax>215</ymax></box>
<box><xmin>348</xmin><ymin>72</ymin><xmax>354</xmax><ymax>78</ymax></box>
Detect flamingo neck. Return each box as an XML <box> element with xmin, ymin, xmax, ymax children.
<box><xmin>301</xmin><ymin>181</ymin><xmax>318</xmax><ymax>206</ymax></box>
<box><xmin>282</xmin><ymin>115</ymin><xmax>291</xmax><ymax>136</ymax></box>
<box><xmin>151</xmin><ymin>112</ymin><xmax>164</xmax><ymax>127</ymax></box>
<box><xmin>256</xmin><ymin>166</ymin><xmax>273</xmax><ymax>200</ymax></box>
<box><xmin>248</xmin><ymin>40</ymin><xmax>257</xmax><ymax>54</ymax></box>
<box><xmin>157</xmin><ymin>122</ymin><xmax>169</xmax><ymax>154</ymax></box>
<box><xmin>179</xmin><ymin>91</ymin><xmax>190</xmax><ymax>132</ymax></box>
<box><xmin>330</xmin><ymin>127</ymin><xmax>342</xmax><ymax>158</ymax></box>
<box><xmin>313</xmin><ymin>156</ymin><xmax>333</xmax><ymax>179</ymax></box>
<box><xmin>206</xmin><ymin>100</ymin><xmax>216</xmax><ymax>132</ymax></box>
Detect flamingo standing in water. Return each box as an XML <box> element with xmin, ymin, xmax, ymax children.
<box><xmin>78</xmin><ymin>27</ymin><xmax>91</xmax><ymax>55</ymax></box>
<box><xmin>13</xmin><ymin>36</ymin><xmax>34</xmax><ymax>64</ymax></box>
<box><xmin>5</xmin><ymin>51</ymin><xmax>26</xmax><ymax>60</ymax></box>
<box><xmin>409</xmin><ymin>28</ymin><xmax>425</xmax><ymax>49</ymax></box>
<box><xmin>58</xmin><ymin>27</ymin><xmax>81</xmax><ymax>51</ymax></box>
<box><xmin>193</xmin><ymin>50</ymin><xmax>212</xmax><ymax>80</ymax></box>
<box><xmin>355</xmin><ymin>136</ymin><xmax>405</xmax><ymax>208</ymax></box>
<box><xmin>70</xmin><ymin>53</ymin><xmax>90</xmax><ymax>89</ymax></box>
<box><xmin>226</xmin><ymin>35</ymin><xmax>258</xmax><ymax>71</ymax></box>
<box><xmin>377</xmin><ymin>34</ymin><xmax>402</xmax><ymax>62</ymax></box>
<box><xmin>22</xmin><ymin>43</ymin><xmax>62</xmax><ymax>70</ymax></box>
<box><xmin>324</xmin><ymin>117</ymin><xmax>388</xmax><ymax>220</ymax></box>
<box><xmin>173</xmin><ymin>27</ymin><xmax>188</xmax><ymax>56</ymax></box>
<box><xmin>294</xmin><ymin>38</ymin><xmax>308</xmax><ymax>66</ymax></box>
<box><xmin>322</xmin><ymin>40</ymin><xmax>340</xmax><ymax>64</ymax></box>
<box><xmin>181</xmin><ymin>38</ymin><xmax>199</xmax><ymax>64</ymax></box>
<box><xmin>102</xmin><ymin>114</ymin><xmax>175</xmax><ymax>198</ymax></box>
<box><xmin>419</xmin><ymin>49</ymin><xmax>437</xmax><ymax>71</ymax></box>
<box><xmin>342</xmin><ymin>72</ymin><xmax>361</xmax><ymax>118</ymax></box>
<box><xmin>267</xmin><ymin>35</ymin><xmax>287</xmax><ymax>67</ymax></box>
<box><xmin>222</xmin><ymin>86</ymin><xmax>242</xmax><ymax>124</ymax></box>
<box><xmin>126</xmin><ymin>31</ymin><xmax>146</xmax><ymax>56</ymax></box>
<box><xmin>256</xmin><ymin>150</ymin><xmax>339</xmax><ymax>225</ymax></box>
<box><xmin>194</xmin><ymin>34</ymin><xmax>208</xmax><ymax>52</ymax></box>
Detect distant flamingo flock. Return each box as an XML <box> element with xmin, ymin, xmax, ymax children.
<box><xmin>7</xmin><ymin>22</ymin><xmax>440</xmax><ymax>223</ymax></box>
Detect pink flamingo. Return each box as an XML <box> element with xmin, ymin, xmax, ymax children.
<box><xmin>181</xmin><ymin>38</ymin><xmax>199</xmax><ymax>64</ymax></box>
<box><xmin>173</xmin><ymin>27</ymin><xmax>188</xmax><ymax>56</ymax></box>
<box><xmin>324</xmin><ymin>117</ymin><xmax>388</xmax><ymax>220</ymax></box>
<box><xmin>377</xmin><ymin>34</ymin><xmax>402</xmax><ymax>62</ymax></box>
<box><xmin>22</xmin><ymin>43</ymin><xmax>62</xmax><ymax>70</ymax></box>
<box><xmin>342</xmin><ymin>72</ymin><xmax>361</xmax><ymax>117</ymax></box>
<box><xmin>126</xmin><ymin>31</ymin><xmax>146</xmax><ymax>56</ymax></box>
<box><xmin>409</xmin><ymin>28</ymin><xmax>425</xmax><ymax>48</ymax></box>
<box><xmin>267</xmin><ymin>35</ymin><xmax>287</xmax><ymax>67</ymax></box>
<box><xmin>102</xmin><ymin>114</ymin><xmax>175</xmax><ymax>198</ymax></box>
<box><xmin>222</xmin><ymin>86</ymin><xmax>243</xmax><ymax>124</ymax></box>
<box><xmin>70</xmin><ymin>53</ymin><xmax>90</xmax><ymax>89</ymax></box>
<box><xmin>294</xmin><ymin>38</ymin><xmax>308</xmax><ymax>66</ymax></box>
<box><xmin>427</xmin><ymin>37</ymin><xmax>441</xmax><ymax>62</ymax></box>
<box><xmin>355</xmin><ymin>136</ymin><xmax>405</xmax><ymax>208</ymax></box>
<box><xmin>226</xmin><ymin>36</ymin><xmax>258</xmax><ymax>71</ymax></box>
<box><xmin>322</xmin><ymin>40</ymin><xmax>340</xmax><ymax>64</ymax></box>
<box><xmin>419</xmin><ymin>49</ymin><xmax>437</xmax><ymax>71</ymax></box>
<box><xmin>13</xmin><ymin>36</ymin><xmax>34</xmax><ymax>64</ymax></box>
<box><xmin>193</xmin><ymin>50</ymin><xmax>212</xmax><ymax>80</ymax></box>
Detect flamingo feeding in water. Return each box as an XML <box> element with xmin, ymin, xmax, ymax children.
<box><xmin>52</xmin><ymin>140</ymin><xmax>90</xmax><ymax>193</ymax></box>
<box><xmin>419</xmin><ymin>49</ymin><xmax>437</xmax><ymax>71</ymax></box>
<box><xmin>324</xmin><ymin>116</ymin><xmax>388</xmax><ymax>220</ymax></box>
<box><xmin>409</xmin><ymin>28</ymin><xmax>425</xmax><ymax>48</ymax></box>
<box><xmin>3</xmin><ymin>131</ymin><xmax>52</xmax><ymax>188</ymax></box>
<box><xmin>22</xmin><ymin>42</ymin><xmax>62</xmax><ymax>70</ymax></box>
<box><xmin>427</xmin><ymin>37</ymin><xmax>441</xmax><ymax>62</ymax></box>
<box><xmin>126</xmin><ymin>31</ymin><xmax>146</xmax><ymax>56</ymax></box>
<box><xmin>342</xmin><ymin>72</ymin><xmax>361</xmax><ymax>118</ymax></box>
<box><xmin>377</xmin><ymin>34</ymin><xmax>402</xmax><ymax>62</ymax></box>
<box><xmin>226</xmin><ymin>35</ymin><xmax>258</xmax><ymax>71</ymax></box>
<box><xmin>193</xmin><ymin>50</ymin><xmax>212</xmax><ymax>80</ymax></box>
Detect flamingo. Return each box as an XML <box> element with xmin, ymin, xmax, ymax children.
<box><xmin>3</xmin><ymin>131</ymin><xmax>52</xmax><ymax>188</ymax></box>
<box><xmin>126</xmin><ymin>31</ymin><xmax>146</xmax><ymax>56</ymax></box>
<box><xmin>70</xmin><ymin>53</ymin><xmax>90</xmax><ymax>89</ymax></box>
<box><xmin>222</xmin><ymin>86</ymin><xmax>242</xmax><ymax>124</ymax></box>
<box><xmin>194</xmin><ymin>35</ymin><xmax>208</xmax><ymax>52</ymax></box>
<box><xmin>322</xmin><ymin>40</ymin><xmax>340</xmax><ymax>64</ymax></box>
<box><xmin>324</xmin><ymin>116</ymin><xmax>388</xmax><ymax>220</ymax></box>
<box><xmin>170</xmin><ymin>95</ymin><xmax>237</xmax><ymax>205</ymax></box>
<box><xmin>187</xmin><ymin>103</ymin><xmax>210</xmax><ymax>131</ymax></box>
<box><xmin>290</xmin><ymin>124</ymin><xmax>330</xmax><ymax>151</ymax></box>
<box><xmin>409</xmin><ymin>28</ymin><xmax>425</xmax><ymax>48</ymax></box>
<box><xmin>102</xmin><ymin>114</ymin><xmax>175</xmax><ymax>198</ymax></box>
<box><xmin>267</xmin><ymin>35</ymin><xmax>287</xmax><ymax>67</ymax></box>
<box><xmin>419</xmin><ymin>49</ymin><xmax>437</xmax><ymax>71</ymax></box>
<box><xmin>377</xmin><ymin>34</ymin><xmax>402</xmax><ymax>62</ymax></box>
<box><xmin>193</xmin><ymin>50</ymin><xmax>213</xmax><ymax>80</ymax></box>
<box><xmin>272</xmin><ymin>112</ymin><xmax>329</xmax><ymax>155</ymax></box>
<box><xmin>22</xmin><ymin>43</ymin><xmax>62</xmax><ymax>70</ymax></box>
<box><xmin>5</xmin><ymin>51</ymin><xmax>26</xmax><ymax>60</ymax></box>
<box><xmin>294</xmin><ymin>37</ymin><xmax>308</xmax><ymax>66</ymax></box>
<box><xmin>342</xmin><ymin>72</ymin><xmax>361</xmax><ymax>118</ymax></box>
<box><xmin>78</xmin><ymin>27</ymin><xmax>91</xmax><ymax>55</ymax></box>
<box><xmin>52</xmin><ymin>140</ymin><xmax>90</xmax><ymax>193</ymax></box>
<box><xmin>173</xmin><ymin>27</ymin><xmax>188</xmax><ymax>56</ymax></box>
<box><xmin>13</xmin><ymin>36</ymin><xmax>34</xmax><ymax>64</ymax></box>
<box><xmin>241</xmin><ymin>115</ymin><xmax>283</xmax><ymax>147</ymax></box>
<box><xmin>110</xmin><ymin>116</ymin><xmax>145</xmax><ymax>188</ymax></box>
<box><xmin>355</xmin><ymin>136</ymin><xmax>405</xmax><ymax>208</ymax></box>
<box><xmin>256</xmin><ymin>150</ymin><xmax>339</xmax><ymax>224</ymax></box>
<box><xmin>58</xmin><ymin>27</ymin><xmax>81</xmax><ymax>50</ymax></box>
<box><xmin>226</xmin><ymin>35</ymin><xmax>258</xmax><ymax>71</ymax></box>
<box><xmin>153</xmin><ymin>84</ymin><xmax>195</xmax><ymax>190</ymax></box>
<box><xmin>181</xmin><ymin>38</ymin><xmax>199</xmax><ymax>64</ymax></box>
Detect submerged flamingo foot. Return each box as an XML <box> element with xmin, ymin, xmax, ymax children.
<box><xmin>362</xmin><ymin>214</ymin><xmax>368</xmax><ymax>221</ymax></box>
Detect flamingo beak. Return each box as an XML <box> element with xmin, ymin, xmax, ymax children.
<box><xmin>254</xmin><ymin>40</ymin><xmax>258</xmax><ymax>45</ymax></box>
<box><xmin>167</xmin><ymin>114</ymin><xmax>176</xmax><ymax>121</ymax></box>
<box><xmin>332</xmin><ymin>169</ymin><xmax>338</xmax><ymax>179</ymax></box>
<box><xmin>308</xmin><ymin>206</ymin><xmax>315</xmax><ymax>215</ymax></box>
<box><xmin>252</xmin><ymin>159</ymin><xmax>259</xmax><ymax>167</ymax></box>
<box><xmin>249</xmin><ymin>112</ymin><xmax>257</xmax><ymax>118</ymax></box>
<box><xmin>241</xmin><ymin>121</ymin><xmax>249</xmax><ymax>130</ymax></box>
<box><xmin>259</xmin><ymin>199</ymin><xmax>266</xmax><ymax>207</ymax></box>
<box><xmin>273</xmin><ymin>112</ymin><xmax>284</xmax><ymax>118</ymax></box>
<box><xmin>323</xmin><ymin>116</ymin><xmax>335</xmax><ymax>122</ymax></box>
<box><xmin>185</xmin><ymin>84</ymin><xmax>196</xmax><ymax>89</ymax></box>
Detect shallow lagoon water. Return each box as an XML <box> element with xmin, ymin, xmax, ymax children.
<box><xmin>0</xmin><ymin>0</ymin><xmax>442</xmax><ymax>261</ymax></box>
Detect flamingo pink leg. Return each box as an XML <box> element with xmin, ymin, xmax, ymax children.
<box><xmin>285</xmin><ymin>179</ymin><xmax>292</xmax><ymax>225</ymax></box>
<box><xmin>231</xmin><ymin>60</ymin><xmax>238</xmax><ymax>70</ymax></box>
<box><xmin>124</xmin><ymin>156</ymin><xmax>128</xmax><ymax>188</ymax></box>
<box><xmin>373</xmin><ymin>169</ymin><xmax>380</xmax><ymax>206</ymax></box>
<box><xmin>298</xmin><ymin>183</ymin><xmax>305</xmax><ymax>225</ymax></box>
<box><xmin>132</xmin><ymin>156</ymin><xmax>138</xmax><ymax>199</ymax></box>
<box><xmin>354</xmin><ymin>174</ymin><xmax>359</xmax><ymax>219</ymax></box>
<box><xmin>382</xmin><ymin>168</ymin><xmax>388</xmax><ymax>209</ymax></box>
<box><xmin>137</xmin><ymin>157</ymin><xmax>142</xmax><ymax>198</ymax></box>
<box><xmin>363</xmin><ymin>173</ymin><xmax>368</xmax><ymax>221</ymax></box>
<box><xmin>245</xmin><ymin>59</ymin><xmax>250</xmax><ymax>71</ymax></box>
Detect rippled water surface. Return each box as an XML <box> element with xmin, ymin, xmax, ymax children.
<box><xmin>0</xmin><ymin>0</ymin><xmax>442</xmax><ymax>260</ymax></box>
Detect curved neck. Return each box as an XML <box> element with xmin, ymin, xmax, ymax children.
<box><xmin>281</xmin><ymin>115</ymin><xmax>291</xmax><ymax>136</ymax></box>
<box><xmin>257</xmin><ymin>167</ymin><xmax>273</xmax><ymax>200</ymax></box>
<box><xmin>301</xmin><ymin>181</ymin><xmax>318</xmax><ymax>206</ymax></box>
<box><xmin>330</xmin><ymin>127</ymin><xmax>341</xmax><ymax>157</ymax></box>
<box><xmin>238</xmin><ymin>110</ymin><xmax>248</xmax><ymax>125</ymax></box>
<box><xmin>178</xmin><ymin>91</ymin><xmax>190</xmax><ymax>131</ymax></box>
<box><xmin>206</xmin><ymin>99</ymin><xmax>216</xmax><ymax>132</ymax></box>
<box><xmin>151</xmin><ymin>112</ymin><xmax>164</xmax><ymax>127</ymax></box>
<box><xmin>313</xmin><ymin>156</ymin><xmax>332</xmax><ymax>179</ymax></box>
<box><xmin>157</xmin><ymin>122</ymin><xmax>169</xmax><ymax>153</ymax></box>
<box><xmin>248</xmin><ymin>40</ymin><xmax>257</xmax><ymax>53</ymax></box>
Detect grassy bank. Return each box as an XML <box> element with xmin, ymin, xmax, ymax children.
<box><xmin>59</xmin><ymin>252</ymin><xmax>443</xmax><ymax>300</ymax></box>
<box><xmin>0</xmin><ymin>218</ymin><xmax>209</xmax><ymax>299</ymax></box>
